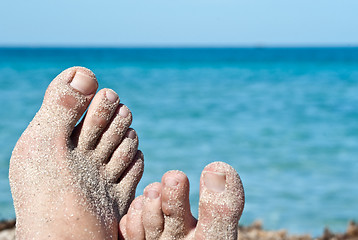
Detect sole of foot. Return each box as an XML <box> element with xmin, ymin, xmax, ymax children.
<box><xmin>9</xmin><ymin>67</ymin><xmax>144</xmax><ymax>239</ymax></box>
<box><xmin>120</xmin><ymin>161</ymin><xmax>245</xmax><ymax>240</ymax></box>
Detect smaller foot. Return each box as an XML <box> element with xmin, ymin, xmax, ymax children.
<box><xmin>120</xmin><ymin>162</ymin><xmax>245</xmax><ymax>240</ymax></box>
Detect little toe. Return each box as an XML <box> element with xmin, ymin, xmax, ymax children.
<box><xmin>161</xmin><ymin>170</ymin><xmax>197</xmax><ymax>239</ymax></box>
<box><xmin>121</xmin><ymin>196</ymin><xmax>145</xmax><ymax>240</ymax></box>
<box><xmin>105</xmin><ymin>129</ymin><xmax>139</xmax><ymax>181</ymax></box>
<box><xmin>194</xmin><ymin>162</ymin><xmax>245</xmax><ymax>240</ymax></box>
<box><xmin>35</xmin><ymin>67</ymin><xmax>98</xmax><ymax>137</ymax></box>
<box><xmin>96</xmin><ymin>104</ymin><xmax>133</xmax><ymax>159</ymax></box>
<box><xmin>119</xmin><ymin>215</ymin><xmax>128</xmax><ymax>239</ymax></box>
<box><xmin>113</xmin><ymin>150</ymin><xmax>144</xmax><ymax>217</ymax></box>
<box><xmin>142</xmin><ymin>182</ymin><xmax>164</xmax><ymax>239</ymax></box>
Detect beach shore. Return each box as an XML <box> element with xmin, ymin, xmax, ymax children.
<box><xmin>1</xmin><ymin>219</ymin><xmax>357</xmax><ymax>240</ymax></box>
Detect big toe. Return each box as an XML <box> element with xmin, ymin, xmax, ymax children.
<box><xmin>195</xmin><ymin>162</ymin><xmax>245</xmax><ymax>240</ymax></box>
<box><xmin>34</xmin><ymin>67</ymin><xmax>98</xmax><ymax>138</ymax></box>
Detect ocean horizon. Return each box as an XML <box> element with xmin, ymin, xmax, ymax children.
<box><xmin>0</xmin><ymin>47</ymin><xmax>357</xmax><ymax>236</ymax></box>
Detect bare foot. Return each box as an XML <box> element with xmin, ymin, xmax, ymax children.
<box><xmin>120</xmin><ymin>162</ymin><xmax>245</xmax><ymax>240</ymax></box>
<box><xmin>9</xmin><ymin>67</ymin><xmax>144</xmax><ymax>239</ymax></box>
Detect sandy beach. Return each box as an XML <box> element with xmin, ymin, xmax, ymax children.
<box><xmin>1</xmin><ymin>219</ymin><xmax>357</xmax><ymax>240</ymax></box>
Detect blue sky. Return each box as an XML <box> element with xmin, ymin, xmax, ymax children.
<box><xmin>1</xmin><ymin>0</ymin><xmax>357</xmax><ymax>46</ymax></box>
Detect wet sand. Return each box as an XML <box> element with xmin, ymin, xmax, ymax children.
<box><xmin>1</xmin><ymin>219</ymin><xmax>357</xmax><ymax>240</ymax></box>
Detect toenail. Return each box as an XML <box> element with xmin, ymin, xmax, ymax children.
<box><xmin>119</xmin><ymin>105</ymin><xmax>129</xmax><ymax>118</ymax></box>
<box><xmin>127</xmin><ymin>130</ymin><xmax>136</xmax><ymax>139</ymax></box>
<box><xmin>145</xmin><ymin>189</ymin><xmax>159</xmax><ymax>199</ymax></box>
<box><xmin>203</xmin><ymin>171</ymin><xmax>226</xmax><ymax>193</ymax></box>
<box><xmin>133</xmin><ymin>200</ymin><xmax>143</xmax><ymax>210</ymax></box>
<box><xmin>165</xmin><ymin>177</ymin><xmax>179</xmax><ymax>187</ymax></box>
<box><xmin>70</xmin><ymin>71</ymin><xmax>97</xmax><ymax>95</ymax></box>
<box><xmin>106</xmin><ymin>89</ymin><xmax>119</xmax><ymax>103</ymax></box>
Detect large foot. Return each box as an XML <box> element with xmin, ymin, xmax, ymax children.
<box><xmin>9</xmin><ymin>67</ymin><xmax>144</xmax><ymax>239</ymax></box>
<box><xmin>120</xmin><ymin>162</ymin><xmax>244</xmax><ymax>240</ymax></box>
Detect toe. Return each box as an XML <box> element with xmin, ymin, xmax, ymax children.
<box><xmin>194</xmin><ymin>162</ymin><xmax>245</xmax><ymax>240</ymax></box>
<box><xmin>105</xmin><ymin>129</ymin><xmax>139</xmax><ymax>181</ymax></box>
<box><xmin>142</xmin><ymin>182</ymin><xmax>164</xmax><ymax>239</ymax></box>
<box><xmin>122</xmin><ymin>196</ymin><xmax>145</xmax><ymax>240</ymax></box>
<box><xmin>161</xmin><ymin>170</ymin><xmax>197</xmax><ymax>239</ymax></box>
<box><xmin>95</xmin><ymin>104</ymin><xmax>133</xmax><ymax>160</ymax></box>
<box><xmin>119</xmin><ymin>215</ymin><xmax>128</xmax><ymax>239</ymax></box>
<box><xmin>113</xmin><ymin>150</ymin><xmax>144</xmax><ymax>217</ymax></box>
<box><xmin>73</xmin><ymin>88</ymin><xmax>120</xmax><ymax>150</ymax></box>
<box><xmin>35</xmin><ymin>67</ymin><xmax>98</xmax><ymax>138</ymax></box>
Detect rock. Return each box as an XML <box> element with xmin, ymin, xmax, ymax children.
<box><xmin>1</xmin><ymin>219</ymin><xmax>358</xmax><ymax>239</ymax></box>
<box><xmin>0</xmin><ymin>228</ymin><xmax>15</xmax><ymax>240</ymax></box>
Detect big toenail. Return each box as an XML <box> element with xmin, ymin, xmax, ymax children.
<box><xmin>119</xmin><ymin>105</ymin><xmax>129</xmax><ymax>117</ymax></box>
<box><xmin>133</xmin><ymin>200</ymin><xmax>143</xmax><ymax>210</ymax></box>
<box><xmin>203</xmin><ymin>171</ymin><xmax>226</xmax><ymax>193</ymax></box>
<box><xmin>165</xmin><ymin>177</ymin><xmax>179</xmax><ymax>187</ymax></box>
<box><xmin>106</xmin><ymin>89</ymin><xmax>119</xmax><ymax>103</ymax></box>
<box><xmin>70</xmin><ymin>71</ymin><xmax>97</xmax><ymax>95</ymax></box>
<box><xmin>146</xmin><ymin>189</ymin><xmax>159</xmax><ymax>199</ymax></box>
<box><xmin>127</xmin><ymin>130</ymin><xmax>136</xmax><ymax>139</ymax></box>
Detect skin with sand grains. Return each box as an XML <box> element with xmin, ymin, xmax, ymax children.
<box><xmin>9</xmin><ymin>67</ymin><xmax>144</xmax><ymax>239</ymax></box>
<box><xmin>120</xmin><ymin>162</ymin><xmax>245</xmax><ymax>240</ymax></box>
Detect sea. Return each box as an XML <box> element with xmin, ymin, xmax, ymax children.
<box><xmin>0</xmin><ymin>47</ymin><xmax>357</xmax><ymax>236</ymax></box>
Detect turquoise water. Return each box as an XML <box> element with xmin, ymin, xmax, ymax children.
<box><xmin>0</xmin><ymin>48</ymin><xmax>357</xmax><ymax>236</ymax></box>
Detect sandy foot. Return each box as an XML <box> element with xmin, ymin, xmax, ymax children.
<box><xmin>120</xmin><ymin>161</ymin><xmax>245</xmax><ymax>240</ymax></box>
<box><xmin>9</xmin><ymin>67</ymin><xmax>144</xmax><ymax>239</ymax></box>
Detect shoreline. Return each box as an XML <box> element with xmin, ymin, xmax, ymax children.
<box><xmin>1</xmin><ymin>219</ymin><xmax>357</xmax><ymax>240</ymax></box>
